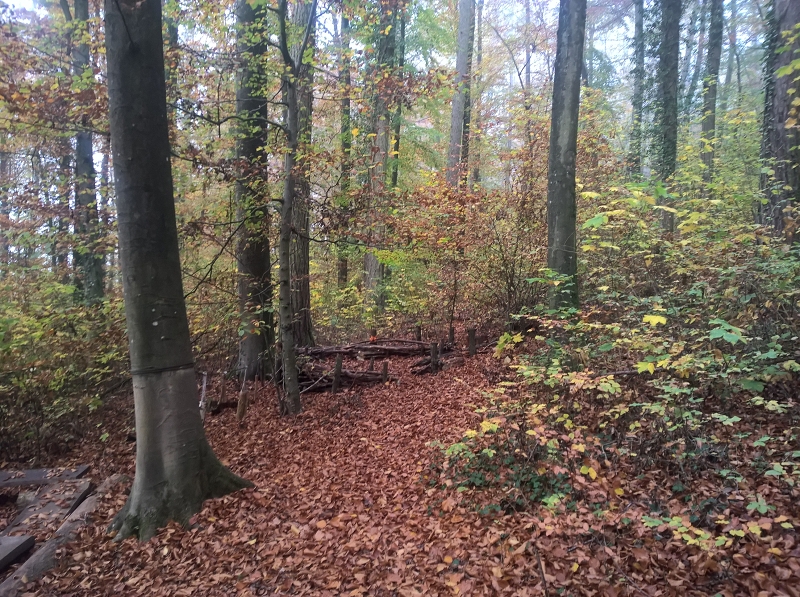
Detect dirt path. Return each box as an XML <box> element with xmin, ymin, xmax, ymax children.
<box><xmin>31</xmin><ymin>357</ymin><xmax>551</xmax><ymax>596</ymax></box>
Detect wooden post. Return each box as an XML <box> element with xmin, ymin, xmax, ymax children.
<box><xmin>448</xmin><ymin>325</ymin><xmax>455</xmax><ymax>345</ymax></box>
<box><xmin>415</xmin><ymin>325</ymin><xmax>422</xmax><ymax>341</ymax></box>
<box><xmin>369</xmin><ymin>357</ymin><xmax>375</xmax><ymax>371</ymax></box>
<box><xmin>332</xmin><ymin>354</ymin><xmax>343</xmax><ymax>394</ymax></box>
<box><xmin>467</xmin><ymin>328</ymin><xmax>476</xmax><ymax>357</ymax></box>
<box><xmin>430</xmin><ymin>342</ymin><xmax>439</xmax><ymax>373</ymax></box>
<box><xmin>382</xmin><ymin>361</ymin><xmax>388</xmax><ymax>383</ymax></box>
<box><xmin>199</xmin><ymin>371</ymin><xmax>208</xmax><ymax>421</ymax></box>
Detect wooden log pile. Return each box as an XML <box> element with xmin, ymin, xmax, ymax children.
<box><xmin>298</xmin><ymin>362</ymin><xmax>397</xmax><ymax>394</ymax></box>
<box><xmin>298</xmin><ymin>339</ymin><xmax>430</xmax><ymax>360</ymax></box>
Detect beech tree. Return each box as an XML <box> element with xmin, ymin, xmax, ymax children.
<box><xmin>235</xmin><ymin>0</ymin><xmax>274</xmax><ymax>381</ymax></box>
<box><xmin>546</xmin><ymin>0</ymin><xmax>587</xmax><ymax>308</ymax></box>
<box><xmin>63</xmin><ymin>0</ymin><xmax>104</xmax><ymax>305</ymax></box>
<box><xmin>105</xmin><ymin>0</ymin><xmax>250</xmax><ymax>540</ymax></box>
<box><xmin>700</xmin><ymin>0</ymin><xmax>724</xmax><ymax>181</ymax></box>
<box><xmin>446</xmin><ymin>0</ymin><xmax>475</xmax><ymax>188</ymax></box>
<box><xmin>760</xmin><ymin>0</ymin><xmax>800</xmax><ymax>235</ymax></box>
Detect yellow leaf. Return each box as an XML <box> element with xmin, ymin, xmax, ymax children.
<box><xmin>571</xmin><ymin>563</ymin><xmax>579</xmax><ymax>572</ymax></box>
<box><xmin>643</xmin><ymin>314</ymin><xmax>667</xmax><ymax>326</ymax></box>
<box><xmin>588</xmin><ymin>467</ymin><xmax>598</xmax><ymax>480</ymax></box>
<box><xmin>351</xmin><ymin>128</ymin><xmax>360</xmax><ymax>137</ymax></box>
<box><xmin>614</xmin><ymin>487</ymin><xmax>624</xmax><ymax>496</ymax></box>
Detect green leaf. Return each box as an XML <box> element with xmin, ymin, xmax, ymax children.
<box><xmin>582</xmin><ymin>214</ymin><xmax>608</xmax><ymax>229</ymax></box>
<box><xmin>738</xmin><ymin>378</ymin><xmax>765</xmax><ymax>392</ymax></box>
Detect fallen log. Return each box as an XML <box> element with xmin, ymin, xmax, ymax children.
<box><xmin>298</xmin><ymin>338</ymin><xmax>431</xmax><ymax>360</ymax></box>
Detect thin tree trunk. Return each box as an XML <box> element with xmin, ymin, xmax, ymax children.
<box><xmin>460</xmin><ymin>0</ymin><xmax>475</xmax><ymax>183</ymax></box>
<box><xmin>471</xmin><ymin>0</ymin><xmax>483</xmax><ymax>185</ymax></box>
<box><xmin>701</xmin><ymin>0</ymin><xmax>723</xmax><ymax>181</ymax></box>
<box><xmin>629</xmin><ymin>0</ymin><xmax>645</xmax><ymax>174</ymax></box>
<box><xmin>684</xmin><ymin>0</ymin><xmax>706</xmax><ymax>118</ymax></box>
<box><xmin>390</xmin><ymin>5</ymin><xmax>406</xmax><ymax>189</ymax></box>
<box><xmin>446</xmin><ymin>0</ymin><xmax>475</xmax><ymax>187</ymax></box>
<box><xmin>235</xmin><ymin>0</ymin><xmax>274</xmax><ymax>381</ymax></box>
<box><xmin>276</xmin><ymin>0</ymin><xmax>314</xmax><ymax>414</ymax></box>
<box><xmin>70</xmin><ymin>0</ymin><xmax>104</xmax><ymax>304</ymax></box>
<box><xmin>364</xmin><ymin>0</ymin><xmax>395</xmax><ymax>308</ymax></box>
<box><xmin>719</xmin><ymin>0</ymin><xmax>737</xmax><ymax>115</ymax></box>
<box><xmin>105</xmin><ymin>0</ymin><xmax>250</xmax><ymax>541</ymax></box>
<box><xmin>680</xmin><ymin>0</ymin><xmax>699</xmax><ymax>94</ymax></box>
<box><xmin>546</xmin><ymin>0</ymin><xmax>587</xmax><ymax>309</ymax></box>
<box><xmin>337</xmin><ymin>10</ymin><xmax>351</xmax><ymax>290</ymax></box>
<box><xmin>290</xmin><ymin>1</ymin><xmax>315</xmax><ymax>347</ymax></box>
<box><xmin>658</xmin><ymin>0</ymin><xmax>682</xmax><ymax>231</ymax></box>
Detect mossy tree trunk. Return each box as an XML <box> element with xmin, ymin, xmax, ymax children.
<box><xmin>105</xmin><ymin>0</ymin><xmax>251</xmax><ymax>540</ymax></box>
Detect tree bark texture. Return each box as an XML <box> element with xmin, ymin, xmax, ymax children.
<box><xmin>337</xmin><ymin>9</ymin><xmax>351</xmax><ymax>290</ymax></box>
<box><xmin>658</xmin><ymin>0</ymin><xmax>682</xmax><ymax>180</ymax></box>
<box><xmin>364</xmin><ymin>0</ymin><xmax>395</xmax><ymax>309</ymax></box>
<box><xmin>684</xmin><ymin>0</ymin><xmax>706</xmax><ymax>117</ymax></box>
<box><xmin>759</xmin><ymin>0</ymin><xmax>800</xmax><ymax>236</ymax></box>
<box><xmin>235</xmin><ymin>0</ymin><xmax>274</xmax><ymax>381</ymax></box>
<box><xmin>446</xmin><ymin>0</ymin><xmax>474</xmax><ymax>187</ymax></box>
<box><xmin>390</xmin><ymin>6</ymin><xmax>406</xmax><ymax>190</ymax></box>
<box><xmin>471</xmin><ymin>0</ymin><xmax>483</xmax><ymax>186</ymax></box>
<box><xmin>700</xmin><ymin>0</ymin><xmax>724</xmax><ymax>181</ymax></box>
<box><xmin>546</xmin><ymin>0</ymin><xmax>587</xmax><ymax>308</ymax></box>
<box><xmin>72</xmin><ymin>0</ymin><xmax>104</xmax><ymax>305</ymax></box>
<box><xmin>629</xmin><ymin>0</ymin><xmax>645</xmax><ymax>174</ymax></box>
<box><xmin>105</xmin><ymin>0</ymin><xmax>250</xmax><ymax>540</ymax></box>
<box><xmin>290</xmin><ymin>1</ymin><xmax>315</xmax><ymax>347</ymax></box>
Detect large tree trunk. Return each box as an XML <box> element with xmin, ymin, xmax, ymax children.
<box><xmin>235</xmin><ymin>0</ymin><xmax>274</xmax><ymax>381</ymax></box>
<box><xmin>446</xmin><ymin>0</ymin><xmax>474</xmax><ymax>187</ymax></box>
<box><xmin>700</xmin><ymin>0</ymin><xmax>723</xmax><ymax>181</ymax></box>
<box><xmin>679</xmin><ymin>0</ymin><xmax>699</xmax><ymax>98</ymax></box>
<box><xmin>70</xmin><ymin>0</ymin><xmax>104</xmax><ymax>305</ymax></box>
<box><xmin>629</xmin><ymin>0</ymin><xmax>645</xmax><ymax>174</ymax></box>
<box><xmin>546</xmin><ymin>0</ymin><xmax>586</xmax><ymax>309</ymax></box>
<box><xmin>759</xmin><ymin>0</ymin><xmax>800</xmax><ymax>236</ymax></box>
<box><xmin>105</xmin><ymin>0</ymin><xmax>250</xmax><ymax>541</ymax></box>
<box><xmin>290</xmin><ymin>1</ymin><xmax>315</xmax><ymax>347</ymax></box>
<box><xmin>657</xmin><ymin>0</ymin><xmax>682</xmax><ymax>231</ymax></box>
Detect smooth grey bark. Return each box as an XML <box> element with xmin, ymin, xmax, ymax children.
<box><xmin>629</xmin><ymin>0</ymin><xmax>645</xmax><ymax>174</ymax></box>
<box><xmin>471</xmin><ymin>0</ymin><xmax>483</xmax><ymax>185</ymax></box>
<box><xmin>683</xmin><ymin>0</ymin><xmax>706</xmax><ymax>118</ymax></box>
<box><xmin>105</xmin><ymin>0</ymin><xmax>251</xmax><ymax>540</ymax></box>
<box><xmin>390</xmin><ymin>6</ymin><xmax>406</xmax><ymax>190</ymax></box>
<box><xmin>364</xmin><ymin>0</ymin><xmax>395</xmax><ymax>308</ymax></box>
<box><xmin>759</xmin><ymin>0</ymin><xmax>800</xmax><ymax>235</ymax></box>
<box><xmin>0</xmin><ymin>146</ymin><xmax>9</xmax><ymax>274</ymax></box>
<box><xmin>67</xmin><ymin>0</ymin><xmax>104</xmax><ymax>305</ymax></box>
<box><xmin>276</xmin><ymin>0</ymin><xmax>315</xmax><ymax>414</ymax></box>
<box><xmin>719</xmin><ymin>0</ymin><xmax>738</xmax><ymax>115</ymax></box>
<box><xmin>235</xmin><ymin>0</ymin><xmax>274</xmax><ymax>381</ymax></box>
<box><xmin>657</xmin><ymin>0</ymin><xmax>682</xmax><ymax>179</ymax></box>
<box><xmin>337</xmin><ymin>10</ymin><xmax>351</xmax><ymax>290</ymax></box>
<box><xmin>290</xmin><ymin>1</ymin><xmax>315</xmax><ymax>347</ymax></box>
<box><xmin>700</xmin><ymin>0</ymin><xmax>724</xmax><ymax>181</ymax></box>
<box><xmin>680</xmin><ymin>0</ymin><xmax>699</xmax><ymax>93</ymax></box>
<box><xmin>657</xmin><ymin>0</ymin><xmax>682</xmax><ymax>231</ymax></box>
<box><xmin>446</xmin><ymin>0</ymin><xmax>474</xmax><ymax>187</ymax></box>
<box><xmin>546</xmin><ymin>0</ymin><xmax>587</xmax><ymax>309</ymax></box>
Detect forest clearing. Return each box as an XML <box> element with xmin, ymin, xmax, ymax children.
<box><xmin>0</xmin><ymin>0</ymin><xmax>799</xmax><ymax>593</ymax></box>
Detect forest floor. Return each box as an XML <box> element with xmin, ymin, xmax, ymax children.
<box><xmin>5</xmin><ymin>352</ymin><xmax>800</xmax><ymax>596</ymax></box>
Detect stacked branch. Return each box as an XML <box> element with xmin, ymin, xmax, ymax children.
<box><xmin>299</xmin><ymin>339</ymin><xmax>431</xmax><ymax>359</ymax></box>
<box><xmin>298</xmin><ymin>362</ymin><xmax>396</xmax><ymax>393</ymax></box>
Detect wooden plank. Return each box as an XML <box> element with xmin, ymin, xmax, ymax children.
<box><xmin>0</xmin><ymin>465</ymin><xmax>90</xmax><ymax>490</ymax></box>
<box><xmin>0</xmin><ymin>536</ymin><xmax>34</xmax><ymax>572</ymax></box>
<box><xmin>0</xmin><ymin>480</ymin><xmax>93</xmax><ymax>541</ymax></box>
